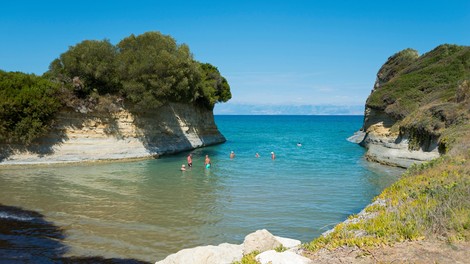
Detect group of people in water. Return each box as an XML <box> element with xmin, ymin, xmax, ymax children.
<box><xmin>180</xmin><ymin>150</ymin><xmax>277</xmax><ymax>171</ymax></box>
<box><xmin>180</xmin><ymin>153</ymin><xmax>211</xmax><ymax>171</ymax></box>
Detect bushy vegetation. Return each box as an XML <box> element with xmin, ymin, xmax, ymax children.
<box><xmin>0</xmin><ymin>71</ymin><xmax>62</xmax><ymax>145</ymax></box>
<box><xmin>1</xmin><ymin>31</ymin><xmax>231</xmax><ymax>146</ymax></box>
<box><xmin>367</xmin><ymin>45</ymin><xmax>470</xmax><ymax>119</ymax></box>
<box><xmin>48</xmin><ymin>31</ymin><xmax>231</xmax><ymax>111</ymax></box>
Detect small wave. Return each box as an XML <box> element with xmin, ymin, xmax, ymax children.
<box><xmin>347</xmin><ymin>131</ymin><xmax>365</xmax><ymax>143</ymax></box>
<box><xmin>0</xmin><ymin>212</ymin><xmax>34</xmax><ymax>221</ymax></box>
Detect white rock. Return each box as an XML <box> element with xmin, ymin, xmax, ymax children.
<box><xmin>155</xmin><ymin>243</ymin><xmax>243</xmax><ymax>264</ymax></box>
<box><xmin>256</xmin><ymin>250</ymin><xmax>313</xmax><ymax>264</ymax></box>
<box><xmin>274</xmin><ymin>236</ymin><xmax>301</xmax><ymax>248</ymax></box>
<box><xmin>243</xmin><ymin>229</ymin><xmax>282</xmax><ymax>254</ymax></box>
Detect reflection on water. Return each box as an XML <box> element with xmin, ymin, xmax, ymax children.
<box><xmin>0</xmin><ymin>116</ymin><xmax>405</xmax><ymax>262</ymax></box>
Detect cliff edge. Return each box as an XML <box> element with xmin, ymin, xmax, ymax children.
<box><xmin>0</xmin><ymin>103</ymin><xmax>225</xmax><ymax>165</ymax></box>
<box><xmin>357</xmin><ymin>45</ymin><xmax>470</xmax><ymax>168</ymax></box>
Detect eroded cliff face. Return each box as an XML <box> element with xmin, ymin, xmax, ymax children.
<box><xmin>360</xmin><ymin>106</ymin><xmax>440</xmax><ymax>168</ymax></box>
<box><xmin>358</xmin><ymin>48</ymin><xmax>443</xmax><ymax>168</ymax></box>
<box><xmin>0</xmin><ymin>103</ymin><xmax>225</xmax><ymax>165</ymax></box>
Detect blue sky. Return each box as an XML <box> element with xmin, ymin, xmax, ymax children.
<box><xmin>1</xmin><ymin>1</ymin><xmax>469</xmax><ymax>114</ymax></box>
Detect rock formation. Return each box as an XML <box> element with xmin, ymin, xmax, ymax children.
<box><xmin>0</xmin><ymin>103</ymin><xmax>225</xmax><ymax>165</ymax></box>
<box><xmin>155</xmin><ymin>229</ymin><xmax>310</xmax><ymax>264</ymax></box>
<box><xmin>356</xmin><ymin>45</ymin><xmax>469</xmax><ymax>168</ymax></box>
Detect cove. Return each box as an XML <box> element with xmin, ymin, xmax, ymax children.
<box><xmin>0</xmin><ymin>115</ymin><xmax>403</xmax><ymax>262</ymax></box>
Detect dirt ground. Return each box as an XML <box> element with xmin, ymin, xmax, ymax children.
<box><xmin>305</xmin><ymin>240</ymin><xmax>470</xmax><ymax>264</ymax></box>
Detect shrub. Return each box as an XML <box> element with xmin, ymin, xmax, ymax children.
<box><xmin>0</xmin><ymin>71</ymin><xmax>62</xmax><ymax>145</ymax></box>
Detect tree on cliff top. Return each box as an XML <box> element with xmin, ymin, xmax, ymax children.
<box><xmin>47</xmin><ymin>31</ymin><xmax>231</xmax><ymax>111</ymax></box>
<box><xmin>48</xmin><ymin>39</ymin><xmax>120</xmax><ymax>96</ymax></box>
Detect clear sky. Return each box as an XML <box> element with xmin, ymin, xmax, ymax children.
<box><xmin>1</xmin><ymin>1</ymin><xmax>469</xmax><ymax>114</ymax></box>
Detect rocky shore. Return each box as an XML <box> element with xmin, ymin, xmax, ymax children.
<box><xmin>156</xmin><ymin>229</ymin><xmax>312</xmax><ymax>264</ymax></box>
<box><xmin>0</xmin><ymin>103</ymin><xmax>225</xmax><ymax>166</ymax></box>
<box><xmin>351</xmin><ymin>110</ymin><xmax>440</xmax><ymax>168</ymax></box>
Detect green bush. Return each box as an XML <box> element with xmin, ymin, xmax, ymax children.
<box><xmin>48</xmin><ymin>39</ymin><xmax>120</xmax><ymax>96</ymax></box>
<box><xmin>0</xmin><ymin>71</ymin><xmax>62</xmax><ymax>145</ymax></box>
<box><xmin>47</xmin><ymin>31</ymin><xmax>231</xmax><ymax>111</ymax></box>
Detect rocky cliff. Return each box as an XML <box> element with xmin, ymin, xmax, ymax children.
<box><xmin>357</xmin><ymin>45</ymin><xmax>470</xmax><ymax>168</ymax></box>
<box><xmin>0</xmin><ymin>103</ymin><xmax>225</xmax><ymax>165</ymax></box>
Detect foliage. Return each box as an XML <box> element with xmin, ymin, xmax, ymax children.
<box><xmin>48</xmin><ymin>39</ymin><xmax>120</xmax><ymax>96</ymax></box>
<box><xmin>232</xmin><ymin>251</ymin><xmax>260</xmax><ymax>264</ymax></box>
<box><xmin>367</xmin><ymin>44</ymin><xmax>470</xmax><ymax>119</ymax></box>
<box><xmin>0</xmin><ymin>71</ymin><xmax>62</xmax><ymax>145</ymax></box>
<box><xmin>195</xmin><ymin>63</ymin><xmax>231</xmax><ymax>109</ymax></box>
<box><xmin>117</xmin><ymin>32</ymin><xmax>201</xmax><ymax>110</ymax></box>
<box><xmin>274</xmin><ymin>244</ymin><xmax>288</xmax><ymax>252</ymax></box>
<box><xmin>47</xmin><ymin>31</ymin><xmax>231</xmax><ymax>111</ymax></box>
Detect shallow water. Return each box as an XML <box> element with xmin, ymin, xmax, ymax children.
<box><xmin>0</xmin><ymin>115</ymin><xmax>403</xmax><ymax>262</ymax></box>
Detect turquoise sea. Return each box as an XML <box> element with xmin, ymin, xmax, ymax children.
<box><xmin>0</xmin><ymin>115</ymin><xmax>403</xmax><ymax>262</ymax></box>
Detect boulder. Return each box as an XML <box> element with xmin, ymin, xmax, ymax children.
<box><xmin>155</xmin><ymin>243</ymin><xmax>243</xmax><ymax>264</ymax></box>
<box><xmin>243</xmin><ymin>229</ymin><xmax>282</xmax><ymax>254</ymax></box>
<box><xmin>256</xmin><ymin>250</ymin><xmax>313</xmax><ymax>264</ymax></box>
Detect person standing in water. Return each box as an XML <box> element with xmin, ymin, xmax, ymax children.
<box><xmin>187</xmin><ymin>154</ymin><xmax>193</xmax><ymax>168</ymax></box>
<box><xmin>255</xmin><ymin>153</ymin><xmax>260</xmax><ymax>158</ymax></box>
<box><xmin>271</xmin><ymin>152</ymin><xmax>276</xmax><ymax>160</ymax></box>
<box><xmin>204</xmin><ymin>154</ymin><xmax>211</xmax><ymax>168</ymax></box>
<box><xmin>230</xmin><ymin>151</ymin><xmax>235</xmax><ymax>159</ymax></box>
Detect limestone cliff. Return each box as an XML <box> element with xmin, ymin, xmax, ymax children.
<box><xmin>0</xmin><ymin>103</ymin><xmax>225</xmax><ymax>165</ymax></box>
<box><xmin>358</xmin><ymin>45</ymin><xmax>470</xmax><ymax>168</ymax></box>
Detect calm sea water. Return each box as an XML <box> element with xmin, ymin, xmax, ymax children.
<box><xmin>0</xmin><ymin>115</ymin><xmax>403</xmax><ymax>262</ymax></box>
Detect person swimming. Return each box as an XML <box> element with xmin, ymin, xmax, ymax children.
<box><xmin>255</xmin><ymin>153</ymin><xmax>260</xmax><ymax>158</ymax></box>
<box><xmin>180</xmin><ymin>164</ymin><xmax>186</xmax><ymax>171</ymax></box>
<box><xmin>187</xmin><ymin>153</ymin><xmax>193</xmax><ymax>167</ymax></box>
<box><xmin>271</xmin><ymin>152</ymin><xmax>276</xmax><ymax>160</ymax></box>
<box><xmin>204</xmin><ymin>154</ymin><xmax>211</xmax><ymax>169</ymax></box>
<box><xmin>230</xmin><ymin>151</ymin><xmax>235</xmax><ymax>159</ymax></box>
<box><xmin>297</xmin><ymin>142</ymin><xmax>302</xmax><ymax>147</ymax></box>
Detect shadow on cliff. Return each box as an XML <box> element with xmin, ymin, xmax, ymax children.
<box><xmin>0</xmin><ymin>127</ymin><xmax>70</xmax><ymax>163</ymax></box>
<box><xmin>0</xmin><ymin>203</ymin><xmax>150</xmax><ymax>264</ymax></box>
<box><xmin>129</xmin><ymin>104</ymin><xmax>207</xmax><ymax>156</ymax></box>
<box><xmin>0</xmin><ymin>110</ymin><xmax>124</xmax><ymax>162</ymax></box>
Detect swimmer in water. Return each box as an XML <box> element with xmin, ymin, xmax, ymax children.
<box><xmin>204</xmin><ymin>154</ymin><xmax>211</xmax><ymax>168</ymax></box>
<box><xmin>187</xmin><ymin>153</ymin><xmax>193</xmax><ymax>168</ymax></box>
<box><xmin>230</xmin><ymin>151</ymin><xmax>235</xmax><ymax>159</ymax></box>
<box><xmin>180</xmin><ymin>164</ymin><xmax>186</xmax><ymax>171</ymax></box>
<box><xmin>297</xmin><ymin>142</ymin><xmax>302</xmax><ymax>147</ymax></box>
<box><xmin>255</xmin><ymin>153</ymin><xmax>260</xmax><ymax>158</ymax></box>
<box><xmin>271</xmin><ymin>152</ymin><xmax>276</xmax><ymax>160</ymax></box>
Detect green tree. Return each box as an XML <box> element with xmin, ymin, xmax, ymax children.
<box><xmin>48</xmin><ymin>39</ymin><xmax>119</xmax><ymax>95</ymax></box>
<box><xmin>0</xmin><ymin>71</ymin><xmax>62</xmax><ymax>145</ymax></box>
<box><xmin>116</xmin><ymin>31</ymin><xmax>201</xmax><ymax>110</ymax></box>
<box><xmin>196</xmin><ymin>63</ymin><xmax>231</xmax><ymax>109</ymax></box>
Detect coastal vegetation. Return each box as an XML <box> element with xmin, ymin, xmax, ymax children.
<box><xmin>366</xmin><ymin>44</ymin><xmax>470</xmax><ymax>152</ymax></box>
<box><xmin>0</xmin><ymin>31</ymin><xmax>231</xmax><ymax>146</ymax></box>
<box><xmin>304</xmin><ymin>44</ymin><xmax>470</xmax><ymax>256</ymax></box>
<box><xmin>0</xmin><ymin>71</ymin><xmax>62</xmax><ymax>144</ymax></box>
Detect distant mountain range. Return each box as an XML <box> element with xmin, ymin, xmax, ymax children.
<box><xmin>214</xmin><ymin>103</ymin><xmax>365</xmax><ymax>115</ymax></box>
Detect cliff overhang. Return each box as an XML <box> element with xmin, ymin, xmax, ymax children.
<box><xmin>0</xmin><ymin>103</ymin><xmax>226</xmax><ymax>166</ymax></box>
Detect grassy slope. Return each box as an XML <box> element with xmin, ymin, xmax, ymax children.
<box><xmin>305</xmin><ymin>45</ymin><xmax>470</xmax><ymax>253</ymax></box>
